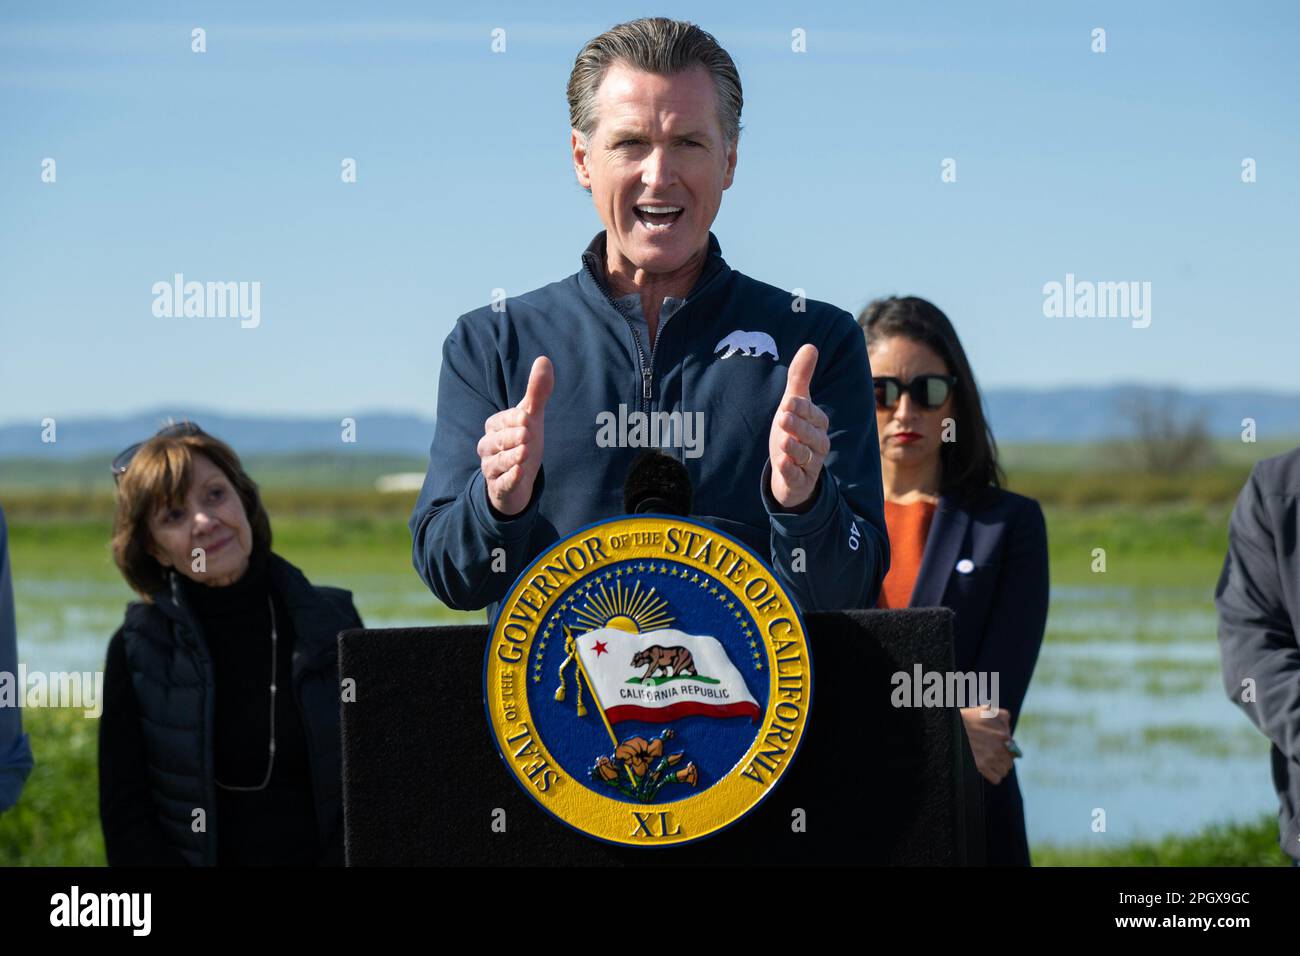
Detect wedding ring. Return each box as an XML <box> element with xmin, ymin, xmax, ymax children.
<box><xmin>799</xmin><ymin>445</ymin><xmax>813</xmax><ymax>468</ymax></box>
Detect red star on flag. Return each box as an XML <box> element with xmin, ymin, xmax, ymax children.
<box><xmin>593</xmin><ymin>640</ymin><xmax>609</xmax><ymax>656</ymax></box>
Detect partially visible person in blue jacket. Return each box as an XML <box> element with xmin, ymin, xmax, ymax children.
<box><xmin>1216</xmin><ymin>446</ymin><xmax>1300</xmax><ymax>865</ymax></box>
<box><xmin>99</xmin><ymin>423</ymin><xmax>361</xmax><ymax>865</ymax></box>
<box><xmin>0</xmin><ymin>504</ymin><xmax>35</xmax><ymax>814</ymax></box>
<box><xmin>858</xmin><ymin>296</ymin><xmax>1049</xmax><ymax>866</ymax></box>
<box><xmin>410</xmin><ymin>18</ymin><xmax>889</xmax><ymax>619</ymax></box>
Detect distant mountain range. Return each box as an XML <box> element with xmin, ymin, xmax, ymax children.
<box><xmin>0</xmin><ymin>410</ymin><xmax>436</xmax><ymax>460</ymax></box>
<box><xmin>0</xmin><ymin>387</ymin><xmax>1296</xmax><ymax>459</ymax></box>
<box><xmin>983</xmin><ymin>386</ymin><xmax>1298</xmax><ymax>444</ymax></box>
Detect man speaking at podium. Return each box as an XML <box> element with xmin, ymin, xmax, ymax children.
<box><xmin>410</xmin><ymin>18</ymin><xmax>888</xmax><ymax>621</ymax></box>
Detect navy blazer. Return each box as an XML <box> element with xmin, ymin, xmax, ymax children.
<box><xmin>905</xmin><ymin>487</ymin><xmax>1050</xmax><ymax>865</ymax></box>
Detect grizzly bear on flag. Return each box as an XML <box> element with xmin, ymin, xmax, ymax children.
<box><xmin>631</xmin><ymin>645</ymin><xmax>698</xmax><ymax>682</ymax></box>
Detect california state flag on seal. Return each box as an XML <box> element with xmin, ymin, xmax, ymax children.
<box><xmin>575</xmin><ymin>627</ymin><xmax>761</xmax><ymax>724</ymax></box>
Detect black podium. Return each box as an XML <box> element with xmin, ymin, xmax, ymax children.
<box><xmin>338</xmin><ymin>607</ymin><xmax>984</xmax><ymax>865</ymax></box>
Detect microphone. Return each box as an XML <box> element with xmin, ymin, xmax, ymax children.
<box><xmin>622</xmin><ymin>450</ymin><xmax>693</xmax><ymax>517</ymax></box>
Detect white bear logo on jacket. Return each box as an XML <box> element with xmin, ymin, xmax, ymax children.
<box><xmin>714</xmin><ymin>330</ymin><xmax>779</xmax><ymax>360</ymax></box>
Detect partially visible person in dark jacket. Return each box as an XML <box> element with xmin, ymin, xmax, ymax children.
<box><xmin>1216</xmin><ymin>446</ymin><xmax>1300</xmax><ymax>865</ymax></box>
<box><xmin>858</xmin><ymin>296</ymin><xmax>1049</xmax><ymax>867</ymax></box>
<box><xmin>0</xmin><ymin>504</ymin><xmax>34</xmax><ymax>814</ymax></box>
<box><xmin>99</xmin><ymin>423</ymin><xmax>361</xmax><ymax>866</ymax></box>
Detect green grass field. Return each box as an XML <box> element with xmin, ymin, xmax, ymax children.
<box><xmin>1032</xmin><ymin>816</ymin><xmax>1290</xmax><ymax>867</ymax></box>
<box><xmin>0</xmin><ymin>707</ymin><xmax>104</xmax><ymax>866</ymax></box>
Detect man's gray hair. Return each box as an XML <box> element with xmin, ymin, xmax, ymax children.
<box><xmin>567</xmin><ymin>17</ymin><xmax>743</xmax><ymax>145</ymax></box>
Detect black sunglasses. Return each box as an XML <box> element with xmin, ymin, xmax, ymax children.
<box><xmin>110</xmin><ymin>421</ymin><xmax>206</xmax><ymax>482</ymax></box>
<box><xmin>873</xmin><ymin>375</ymin><xmax>956</xmax><ymax>410</ymax></box>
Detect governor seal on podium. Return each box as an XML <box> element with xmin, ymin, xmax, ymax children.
<box><xmin>484</xmin><ymin>515</ymin><xmax>812</xmax><ymax>847</ymax></box>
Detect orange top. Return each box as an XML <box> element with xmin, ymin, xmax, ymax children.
<box><xmin>878</xmin><ymin>499</ymin><xmax>938</xmax><ymax>609</ymax></box>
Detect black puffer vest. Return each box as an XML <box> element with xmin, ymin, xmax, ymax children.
<box><xmin>120</xmin><ymin>552</ymin><xmax>357</xmax><ymax>866</ymax></box>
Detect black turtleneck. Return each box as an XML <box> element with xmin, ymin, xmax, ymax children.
<box><xmin>178</xmin><ymin>547</ymin><xmax>319</xmax><ymax>865</ymax></box>
<box><xmin>100</xmin><ymin>548</ymin><xmax>322</xmax><ymax>866</ymax></box>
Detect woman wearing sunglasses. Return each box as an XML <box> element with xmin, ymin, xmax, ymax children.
<box><xmin>99</xmin><ymin>423</ymin><xmax>362</xmax><ymax>865</ymax></box>
<box><xmin>858</xmin><ymin>296</ymin><xmax>1049</xmax><ymax>866</ymax></box>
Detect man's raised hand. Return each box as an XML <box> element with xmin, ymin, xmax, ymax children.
<box><xmin>479</xmin><ymin>356</ymin><xmax>553</xmax><ymax>517</ymax></box>
<box><xmin>767</xmin><ymin>344</ymin><xmax>830</xmax><ymax>511</ymax></box>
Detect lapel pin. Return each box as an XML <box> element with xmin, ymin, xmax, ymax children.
<box><xmin>956</xmin><ymin>559</ymin><xmax>974</xmax><ymax>574</ymax></box>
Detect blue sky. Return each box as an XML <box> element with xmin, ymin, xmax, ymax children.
<box><xmin>1</xmin><ymin>0</ymin><xmax>1297</xmax><ymax>424</ymax></box>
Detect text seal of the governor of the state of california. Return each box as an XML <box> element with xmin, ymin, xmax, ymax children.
<box><xmin>484</xmin><ymin>515</ymin><xmax>812</xmax><ymax>847</ymax></box>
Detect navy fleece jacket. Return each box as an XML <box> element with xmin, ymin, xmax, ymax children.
<box><xmin>410</xmin><ymin>231</ymin><xmax>889</xmax><ymax>622</ymax></box>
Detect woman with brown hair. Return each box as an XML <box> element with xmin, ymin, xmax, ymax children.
<box><xmin>99</xmin><ymin>422</ymin><xmax>362</xmax><ymax>865</ymax></box>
